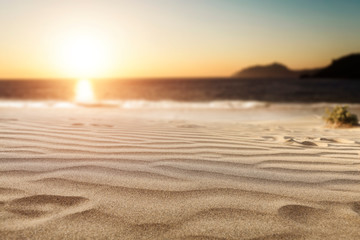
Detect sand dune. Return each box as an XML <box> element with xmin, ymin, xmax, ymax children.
<box><xmin>1</xmin><ymin>107</ymin><xmax>360</xmax><ymax>239</ymax></box>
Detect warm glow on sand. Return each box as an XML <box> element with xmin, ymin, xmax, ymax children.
<box><xmin>75</xmin><ymin>79</ymin><xmax>94</xmax><ymax>103</ymax></box>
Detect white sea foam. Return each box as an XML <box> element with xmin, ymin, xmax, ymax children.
<box><xmin>0</xmin><ymin>101</ymin><xmax>75</xmax><ymax>108</ymax></box>
<box><xmin>100</xmin><ymin>100</ymin><xmax>271</xmax><ymax>109</ymax></box>
<box><xmin>0</xmin><ymin>100</ymin><xmax>269</xmax><ymax>109</ymax></box>
<box><xmin>0</xmin><ymin>99</ymin><xmax>359</xmax><ymax>110</ymax></box>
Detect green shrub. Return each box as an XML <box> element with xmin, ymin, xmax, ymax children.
<box><xmin>323</xmin><ymin>106</ymin><xmax>358</xmax><ymax>127</ymax></box>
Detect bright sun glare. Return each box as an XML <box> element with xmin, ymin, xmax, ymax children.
<box><xmin>58</xmin><ymin>33</ymin><xmax>110</xmax><ymax>78</ymax></box>
<box><xmin>57</xmin><ymin>33</ymin><xmax>110</xmax><ymax>103</ymax></box>
<box><xmin>75</xmin><ymin>79</ymin><xmax>95</xmax><ymax>103</ymax></box>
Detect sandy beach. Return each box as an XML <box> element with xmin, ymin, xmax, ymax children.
<box><xmin>1</xmin><ymin>106</ymin><xmax>360</xmax><ymax>240</ymax></box>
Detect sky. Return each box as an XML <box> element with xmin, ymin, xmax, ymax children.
<box><xmin>0</xmin><ymin>0</ymin><xmax>359</xmax><ymax>79</ymax></box>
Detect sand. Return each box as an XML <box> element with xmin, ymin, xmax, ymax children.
<box><xmin>1</xmin><ymin>106</ymin><xmax>360</xmax><ymax>240</ymax></box>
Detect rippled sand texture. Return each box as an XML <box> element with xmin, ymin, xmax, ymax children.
<box><xmin>1</xmin><ymin>108</ymin><xmax>360</xmax><ymax>240</ymax></box>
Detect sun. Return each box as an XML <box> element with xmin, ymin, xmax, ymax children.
<box><xmin>58</xmin><ymin>33</ymin><xmax>111</xmax><ymax>78</ymax></box>
<box><xmin>75</xmin><ymin>79</ymin><xmax>95</xmax><ymax>103</ymax></box>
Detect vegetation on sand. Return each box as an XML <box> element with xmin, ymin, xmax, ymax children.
<box><xmin>323</xmin><ymin>106</ymin><xmax>358</xmax><ymax>127</ymax></box>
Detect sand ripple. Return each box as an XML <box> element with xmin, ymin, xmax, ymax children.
<box><xmin>1</xmin><ymin>108</ymin><xmax>360</xmax><ymax>239</ymax></box>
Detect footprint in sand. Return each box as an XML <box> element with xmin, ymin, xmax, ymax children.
<box><xmin>318</xmin><ymin>138</ymin><xmax>337</xmax><ymax>143</ymax></box>
<box><xmin>72</xmin><ymin>123</ymin><xmax>85</xmax><ymax>126</ymax></box>
<box><xmin>4</xmin><ymin>195</ymin><xmax>88</xmax><ymax>219</ymax></box>
<box><xmin>278</xmin><ymin>204</ymin><xmax>327</xmax><ymax>224</ymax></box>
<box><xmin>91</xmin><ymin>123</ymin><xmax>114</xmax><ymax>127</ymax></box>
<box><xmin>277</xmin><ymin>136</ymin><xmax>333</xmax><ymax>147</ymax></box>
<box><xmin>319</xmin><ymin>137</ymin><xmax>357</xmax><ymax>144</ymax></box>
<box><xmin>282</xmin><ymin>137</ymin><xmax>318</xmax><ymax>147</ymax></box>
<box><xmin>177</xmin><ymin>124</ymin><xmax>203</xmax><ymax>128</ymax></box>
<box><xmin>298</xmin><ymin>141</ymin><xmax>318</xmax><ymax>146</ymax></box>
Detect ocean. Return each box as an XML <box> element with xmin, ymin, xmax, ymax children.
<box><xmin>0</xmin><ymin>78</ymin><xmax>359</xmax><ymax>109</ymax></box>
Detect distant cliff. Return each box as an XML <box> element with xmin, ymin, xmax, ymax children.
<box><xmin>233</xmin><ymin>63</ymin><xmax>319</xmax><ymax>78</ymax></box>
<box><xmin>311</xmin><ymin>53</ymin><xmax>360</xmax><ymax>79</ymax></box>
<box><xmin>233</xmin><ymin>53</ymin><xmax>360</xmax><ymax>79</ymax></box>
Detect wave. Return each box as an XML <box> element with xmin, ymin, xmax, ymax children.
<box><xmin>0</xmin><ymin>99</ymin><xmax>359</xmax><ymax>110</ymax></box>
<box><xmin>0</xmin><ymin>100</ymin><xmax>270</xmax><ymax>109</ymax></box>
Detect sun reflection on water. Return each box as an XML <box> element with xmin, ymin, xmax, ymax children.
<box><xmin>75</xmin><ymin>79</ymin><xmax>95</xmax><ymax>103</ymax></box>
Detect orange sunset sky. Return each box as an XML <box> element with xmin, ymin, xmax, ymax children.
<box><xmin>0</xmin><ymin>0</ymin><xmax>359</xmax><ymax>79</ymax></box>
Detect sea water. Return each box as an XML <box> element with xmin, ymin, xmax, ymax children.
<box><xmin>0</xmin><ymin>78</ymin><xmax>359</xmax><ymax>109</ymax></box>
